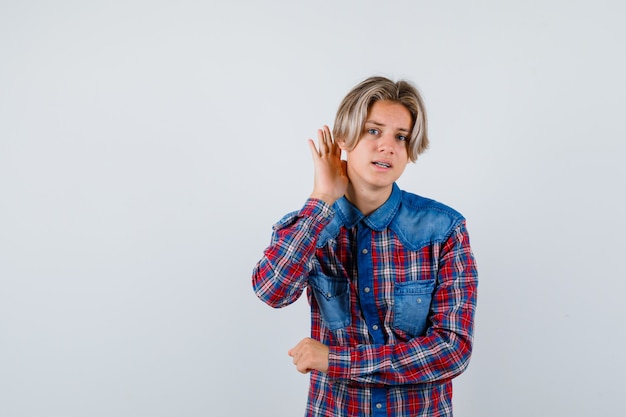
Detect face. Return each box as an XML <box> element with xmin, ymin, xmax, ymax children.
<box><xmin>341</xmin><ymin>100</ymin><xmax>411</xmax><ymax>197</ymax></box>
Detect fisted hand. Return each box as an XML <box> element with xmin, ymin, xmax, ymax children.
<box><xmin>288</xmin><ymin>337</ymin><xmax>329</xmax><ymax>374</ymax></box>
<box><xmin>308</xmin><ymin>125</ymin><xmax>349</xmax><ymax>205</ymax></box>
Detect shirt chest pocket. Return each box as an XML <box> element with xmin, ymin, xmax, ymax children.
<box><xmin>393</xmin><ymin>279</ymin><xmax>435</xmax><ymax>337</ymax></box>
<box><xmin>309</xmin><ymin>273</ymin><xmax>351</xmax><ymax>331</ymax></box>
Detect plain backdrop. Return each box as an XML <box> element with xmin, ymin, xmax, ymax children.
<box><xmin>1</xmin><ymin>1</ymin><xmax>625</xmax><ymax>416</ymax></box>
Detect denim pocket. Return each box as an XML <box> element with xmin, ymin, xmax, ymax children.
<box><xmin>309</xmin><ymin>273</ymin><xmax>351</xmax><ymax>331</ymax></box>
<box><xmin>393</xmin><ymin>279</ymin><xmax>435</xmax><ymax>337</ymax></box>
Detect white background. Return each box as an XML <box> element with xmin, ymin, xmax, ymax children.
<box><xmin>1</xmin><ymin>1</ymin><xmax>625</xmax><ymax>416</ymax></box>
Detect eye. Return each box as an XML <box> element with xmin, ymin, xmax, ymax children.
<box><xmin>397</xmin><ymin>134</ymin><xmax>408</xmax><ymax>142</ymax></box>
<box><xmin>367</xmin><ymin>128</ymin><xmax>380</xmax><ymax>135</ymax></box>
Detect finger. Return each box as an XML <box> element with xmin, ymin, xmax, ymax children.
<box><xmin>324</xmin><ymin>126</ymin><xmax>333</xmax><ymax>147</ymax></box>
<box><xmin>324</xmin><ymin>125</ymin><xmax>340</xmax><ymax>156</ymax></box>
<box><xmin>322</xmin><ymin>125</ymin><xmax>332</xmax><ymax>145</ymax></box>
<box><xmin>308</xmin><ymin>139</ymin><xmax>320</xmax><ymax>160</ymax></box>
<box><xmin>317</xmin><ymin>128</ymin><xmax>328</xmax><ymax>155</ymax></box>
<box><xmin>323</xmin><ymin>128</ymin><xmax>336</xmax><ymax>156</ymax></box>
<box><xmin>294</xmin><ymin>356</ymin><xmax>309</xmax><ymax>374</ymax></box>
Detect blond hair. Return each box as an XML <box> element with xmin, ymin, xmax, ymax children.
<box><xmin>332</xmin><ymin>76</ymin><xmax>429</xmax><ymax>162</ymax></box>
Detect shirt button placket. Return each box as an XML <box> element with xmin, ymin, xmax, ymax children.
<box><xmin>360</xmin><ymin>247</ymin><xmax>383</xmax><ymax>338</ymax></box>
<box><xmin>357</xmin><ymin>228</ymin><xmax>387</xmax><ymax>416</ymax></box>
<box><xmin>372</xmin><ymin>395</ymin><xmax>387</xmax><ymax>416</ymax></box>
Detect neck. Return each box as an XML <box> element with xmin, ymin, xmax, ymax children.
<box><xmin>344</xmin><ymin>183</ymin><xmax>393</xmax><ymax>216</ymax></box>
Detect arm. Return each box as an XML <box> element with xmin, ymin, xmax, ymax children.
<box><xmin>326</xmin><ymin>222</ymin><xmax>478</xmax><ymax>385</ymax></box>
<box><xmin>252</xmin><ymin>200</ymin><xmax>333</xmax><ymax>308</ymax></box>
<box><xmin>252</xmin><ymin>126</ymin><xmax>349</xmax><ymax>308</ymax></box>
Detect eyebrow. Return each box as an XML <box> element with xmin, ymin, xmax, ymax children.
<box><xmin>365</xmin><ymin>120</ymin><xmax>411</xmax><ymax>133</ymax></box>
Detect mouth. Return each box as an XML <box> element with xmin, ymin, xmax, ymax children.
<box><xmin>372</xmin><ymin>161</ymin><xmax>392</xmax><ymax>169</ymax></box>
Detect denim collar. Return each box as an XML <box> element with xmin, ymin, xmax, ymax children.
<box><xmin>333</xmin><ymin>183</ymin><xmax>402</xmax><ymax>231</ymax></box>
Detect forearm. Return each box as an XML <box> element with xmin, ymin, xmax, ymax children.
<box><xmin>327</xmin><ymin>326</ymin><xmax>474</xmax><ymax>386</ymax></box>
<box><xmin>252</xmin><ymin>199</ymin><xmax>334</xmax><ymax>307</ymax></box>
<box><xmin>326</xmin><ymin>274</ymin><xmax>477</xmax><ymax>385</ymax></box>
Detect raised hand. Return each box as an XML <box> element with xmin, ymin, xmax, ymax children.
<box><xmin>308</xmin><ymin>125</ymin><xmax>349</xmax><ymax>205</ymax></box>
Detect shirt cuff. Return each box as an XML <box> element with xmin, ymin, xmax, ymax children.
<box><xmin>327</xmin><ymin>345</ymin><xmax>352</xmax><ymax>380</ymax></box>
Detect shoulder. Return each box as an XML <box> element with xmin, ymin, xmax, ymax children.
<box><xmin>273</xmin><ymin>199</ymin><xmax>334</xmax><ymax>231</ymax></box>
<box><xmin>391</xmin><ymin>190</ymin><xmax>466</xmax><ymax>250</ymax></box>
<box><xmin>317</xmin><ymin>210</ymin><xmax>341</xmax><ymax>248</ymax></box>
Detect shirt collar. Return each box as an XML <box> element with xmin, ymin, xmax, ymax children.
<box><xmin>334</xmin><ymin>183</ymin><xmax>402</xmax><ymax>231</ymax></box>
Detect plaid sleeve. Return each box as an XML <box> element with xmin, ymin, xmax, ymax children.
<box><xmin>252</xmin><ymin>199</ymin><xmax>334</xmax><ymax>308</ymax></box>
<box><xmin>328</xmin><ymin>222</ymin><xmax>478</xmax><ymax>385</ymax></box>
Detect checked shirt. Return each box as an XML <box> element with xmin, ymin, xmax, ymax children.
<box><xmin>252</xmin><ymin>183</ymin><xmax>478</xmax><ymax>417</ymax></box>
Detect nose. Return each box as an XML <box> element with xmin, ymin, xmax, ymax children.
<box><xmin>378</xmin><ymin>133</ymin><xmax>396</xmax><ymax>154</ymax></box>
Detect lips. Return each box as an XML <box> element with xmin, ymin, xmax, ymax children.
<box><xmin>373</xmin><ymin>161</ymin><xmax>392</xmax><ymax>169</ymax></box>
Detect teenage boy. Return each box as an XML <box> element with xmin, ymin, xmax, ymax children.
<box><xmin>252</xmin><ymin>76</ymin><xmax>478</xmax><ymax>417</ymax></box>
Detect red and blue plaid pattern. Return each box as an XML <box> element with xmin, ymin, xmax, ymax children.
<box><xmin>253</xmin><ymin>188</ymin><xmax>478</xmax><ymax>417</ymax></box>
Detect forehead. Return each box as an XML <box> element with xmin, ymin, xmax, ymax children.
<box><xmin>365</xmin><ymin>101</ymin><xmax>412</xmax><ymax>130</ymax></box>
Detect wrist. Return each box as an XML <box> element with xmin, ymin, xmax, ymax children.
<box><xmin>309</xmin><ymin>192</ymin><xmax>340</xmax><ymax>206</ymax></box>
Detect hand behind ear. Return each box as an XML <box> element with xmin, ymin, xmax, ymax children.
<box><xmin>308</xmin><ymin>125</ymin><xmax>349</xmax><ymax>205</ymax></box>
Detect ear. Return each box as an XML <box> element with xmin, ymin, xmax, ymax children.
<box><xmin>336</xmin><ymin>138</ymin><xmax>348</xmax><ymax>150</ymax></box>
